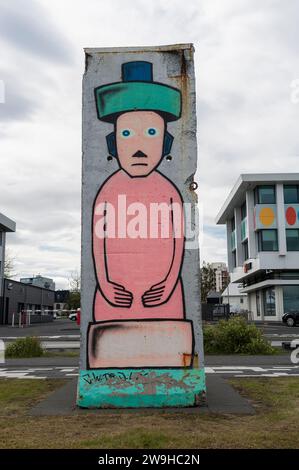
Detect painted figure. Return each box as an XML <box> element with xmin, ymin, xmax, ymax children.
<box><xmin>89</xmin><ymin>61</ymin><xmax>193</xmax><ymax>368</ymax></box>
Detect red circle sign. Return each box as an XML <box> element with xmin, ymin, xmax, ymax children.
<box><xmin>286</xmin><ymin>207</ymin><xmax>297</xmax><ymax>225</ymax></box>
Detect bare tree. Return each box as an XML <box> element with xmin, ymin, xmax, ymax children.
<box><xmin>4</xmin><ymin>249</ymin><xmax>16</xmax><ymax>279</ymax></box>
<box><xmin>68</xmin><ymin>270</ymin><xmax>81</xmax><ymax>309</ymax></box>
<box><xmin>69</xmin><ymin>269</ymin><xmax>81</xmax><ymax>292</ymax></box>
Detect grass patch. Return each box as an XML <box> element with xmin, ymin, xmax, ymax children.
<box><xmin>5</xmin><ymin>337</ymin><xmax>44</xmax><ymax>358</ymax></box>
<box><xmin>43</xmin><ymin>351</ymin><xmax>79</xmax><ymax>358</ymax></box>
<box><xmin>0</xmin><ymin>379</ymin><xmax>66</xmax><ymax>416</ymax></box>
<box><xmin>0</xmin><ymin>377</ymin><xmax>299</xmax><ymax>448</ymax></box>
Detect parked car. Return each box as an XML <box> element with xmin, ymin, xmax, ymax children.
<box><xmin>282</xmin><ymin>311</ymin><xmax>299</xmax><ymax>327</ymax></box>
<box><xmin>68</xmin><ymin>311</ymin><xmax>78</xmax><ymax>321</ymax></box>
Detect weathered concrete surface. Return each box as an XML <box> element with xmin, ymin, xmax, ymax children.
<box><xmin>79</xmin><ymin>44</ymin><xmax>205</xmax><ymax>407</ymax></box>
<box><xmin>77</xmin><ymin>368</ymin><xmax>205</xmax><ymax>408</ymax></box>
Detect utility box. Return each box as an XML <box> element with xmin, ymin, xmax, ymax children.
<box><xmin>77</xmin><ymin>44</ymin><xmax>206</xmax><ymax>408</ymax></box>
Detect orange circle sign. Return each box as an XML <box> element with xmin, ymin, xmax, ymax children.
<box><xmin>259</xmin><ymin>207</ymin><xmax>275</xmax><ymax>227</ymax></box>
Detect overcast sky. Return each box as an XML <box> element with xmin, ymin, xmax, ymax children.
<box><xmin>1</xmin><ymin>0</ymin><xmax>298</xmax><ymax>289</ymax></box>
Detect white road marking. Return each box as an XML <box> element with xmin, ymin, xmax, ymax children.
<box><xmin>0</xmin><ymin>365</ymin><xmax>298</xmax><ymax>379</ymax></box>
<box><xmin>265</xmin><ymin>334</ymin><xmax>299</xmax><ymax>338</ymax></box>
<box><xmin>204</xmin><ymin>367</ymin><xmax>216</xmax><ymax>374</ymax></box>
<box><xmin>41</xmin><ymin>341</ymin><xmax>80</xmax><ymax>349</ymax></box>
<box><xmin>0</xmin><ymin>335</ymin><xmax>80</xmax><ymax>340</ymax></box>
<box><xmin>0</xmin><ymin>371</ymin><xmax>47</xmax><ymax>379</ymax></box>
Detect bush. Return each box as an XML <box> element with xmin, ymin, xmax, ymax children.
<box><xmin>204</xmin><ymin>316</ymin><xmax>276</xmax><ymax>355</ymax></box>
<box><xmin>5</xmin><ymin>337</ymin><xmax>44</xmax><ymax>358</ymax></box>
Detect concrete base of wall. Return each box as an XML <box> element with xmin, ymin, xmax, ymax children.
<box><xmin>77</xmin><ymin>368</ymin><xmax>206</xmax><ymax>408</ymax></box>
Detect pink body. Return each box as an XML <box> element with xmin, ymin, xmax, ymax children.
<box><xmin>93</xmin><ymin>169</ymin><xmax>185</xmax><ymax>321</ymax></box>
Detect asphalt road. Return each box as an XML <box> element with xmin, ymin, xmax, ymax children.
<box><xmin>1</xmin><ymin>319</ymin><xmax>299</xmax><ymax>349</ymax></box>
<box><xmin>1</xmin><ymin>354</ymin><xmax>299</xmax><ymax>379</ymax></box>
<box><xmin>0</xmin><ymin>318</ymin><xmax>79</xmax><ymax>339</ymax></box>
<box><xmin>1</xmin><ymin>319</ymin><xmax>298</xmax><ymax>340</ymax></box>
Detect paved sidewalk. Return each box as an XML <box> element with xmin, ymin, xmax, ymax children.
<box><xmin>29</xmin><ymin>375</ymin><xmax>255</xmax><ymax>416</ymax></box>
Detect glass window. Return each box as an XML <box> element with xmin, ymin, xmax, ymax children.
<box><xmin>255</xmin><ymin>185</ymin><xmax>276</xmax><ymax>204</ymax></box>
<box><xmin>286</xmin><ymin>229</ymin><xmax>299</xmax><ymax>251</ymax></box>
<box><xmin>231</xmin><ymin>230</ymin><xmax>236</xmax><ymax>251</ymax></box>
<box><xmin>241</xmin><ymin>202</ymin><xmax>247</xmax><ymax>220</ymax></box>
<box><xmin>0</xmin><ymin>233</ymin><xmax>2</xmax><ymax>246</ymax></box>
<box><xmin>231</xmin><ymin>216</ymin><xmax>235</xmax><ymax>231</ymax></box>
<box><xmin>283</xmin><ymin>286</ymin><xmax>299</xmax><ymax>313</ymax></box>
<box><xmin>243</xmin><ymin>240</ymin><xmax>249</xmax><ymax>260</ymax></box>
<box><xmin>284</xmin><ymin>185</ymin><xmax>299</xmax><ymax>204</ymax></box>
<box><xmin>256</xmin><ymin>292</ymin><xmax>261</xmax><ymax>316</ymax></box>
<box><xmin>258</xmin><ymin>229</ymin><xmax>278</xmax><ymax>251</ymax></box>
<box><xmin>263</xmin><ymin>287</ymin><xmax>276</xmax><ymax>316</ymax></box>
<box><xmin>232</xmin><ymin>250</ymin><xmax>237</xmax><ymax>269</ymax></box>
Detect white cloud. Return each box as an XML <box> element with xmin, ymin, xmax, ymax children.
<box><xmin>1</xmin><ymin>0</ymin><xmax>299</xmax><ymax>286</ymax></box>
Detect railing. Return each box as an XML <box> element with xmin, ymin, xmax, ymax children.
<box><xmin>11</xmin><ymin>310</ymin><xmax>55</xmax><ymax>328</ymax></box>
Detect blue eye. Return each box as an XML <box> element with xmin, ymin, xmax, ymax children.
<box><xmin>145</xmin><ymin>127</ymin><xmax>159</xmax><ymax>137</ymax></box>
<box><xmin>122</xmin><ymin>129</ymin><xmax>131</xmax><ymax>137</ymax></box>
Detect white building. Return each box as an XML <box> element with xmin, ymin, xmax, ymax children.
<box><xmin>222</xmin><ymin>283</ymin><xmax>248</xmax><ymax>313</ymax></box>
<box><xmin>0</xmin><ymin>213</ymin><xmax>16</xmax><ymax>323</ymax></box>
<box><xmin>20</xmin><ymin>275</ymin><xmax>55</xmax><ymax>291</ymax></box>
<box><xmin>216</xmin><ymin>174</ymin><xmax>299</xmax><ymax>322</ymax></box>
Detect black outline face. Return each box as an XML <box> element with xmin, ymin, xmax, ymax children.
<box><xmin>114</xmin><ymin>110</ymin><xmax>166</xmax><ymax>178</ymax></box>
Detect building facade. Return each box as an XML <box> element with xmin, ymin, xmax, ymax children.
<box><xmin>211</xmin><ymin>262</ymin><xmax>229</xmax><ymax>292</ymax></box>
<box><xmin>2</xmin><ymin>279</ymin><xmax>55</xmax><ymax>325</ymax></box>
<box><xmin>0</xmin><ymin>213</ymin><xmax>16</xmax><ymax>322</ymax></box>
<box><xmin>216</xmin><ymin>174</ymin><xmax>299</xmax><ymax>322</ymax></box>
<box><xmin>20</xmin><ymin>275</ymin><xmax>55</xmax><ymax>291</ymax></box>
<box><xmin>222</xmin><ymin>283</ymin><xmax>248</xmax><ymax>313</ymax></box>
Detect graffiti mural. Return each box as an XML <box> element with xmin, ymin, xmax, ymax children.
<box><xmin>88</xmin><ymin>60</ymin><xmax>194</xmax><ymax>369</ymax></box>
<box><xmin>78</xmin><ymin>45</ymin><xmax>206</xmax><ymax>408</ymax></box>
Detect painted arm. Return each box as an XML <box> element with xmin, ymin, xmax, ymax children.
<box><xmin>93</xmin><ymin>198</ymin><xmax>133</xmax><ymax>308</ymax></box>
<box><xmin>142</xmin><ymin>193</ymin><xmax>184</xmax><ymax>307</ymax></box>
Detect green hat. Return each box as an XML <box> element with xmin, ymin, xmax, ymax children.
<box><xmin>94</xmin><ymin>61</ymin><xmax>181</xmax><ymax>123</ymax></box>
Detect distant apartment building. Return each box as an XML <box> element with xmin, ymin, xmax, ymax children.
<box><xmin>216</xmin><ymin>174</ymin><xmax>299</xmax><ymax>322</ymax></box>
<box><xmin>211</xmin><ymin>262</ymin><xmax>229</xmax><ymax>292</ymax></box>
<box><xmin>0</xmin><ymin>213</ymin><xmax>16</xmax><ymax>322</ymax></box>
<box><xmin>20</xmin><ymin>275</ymin><xmax>55</xmax><ymax>291</ymax></box>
